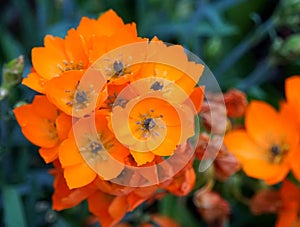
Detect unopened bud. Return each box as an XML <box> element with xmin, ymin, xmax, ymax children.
<box><xmin>2</xmin><ymin>55</ymin><xmax>24</xmax><ymax>89</ymax></box>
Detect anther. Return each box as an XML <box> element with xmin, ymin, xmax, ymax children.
<box><xmin>75</xmin><ymin>90</ymin><xmax>87</xmax><ymax>104</ymax></box>
<box><xmin>150</xmin><ymin>81</ymin><xmax>164</xmax><ymax>91</ymax></box>
<box><xmin>89</xmin><ymin>141</ymin><xmax>103</xmax><ymax>154</ymax></box>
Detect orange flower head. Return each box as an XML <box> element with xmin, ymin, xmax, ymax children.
<box><xmin>59</xmin><ymin>113</ymin><xmax>129</xmax><ymax>189</ymax></box>
<box><xmin>111</xmin><ymin>81</ymin><xmax>196</xmax><ymax>166</ymax></box>
<box><xmin>14</xmin><ymin>95</ymin><xmax>72</xmax><ymax>163</ymax></box>
<box><xmin>45</xmin><ymin>69</ymin><xmax>107</xmax><ymax>117</ymax></box>
<box><xmin>225</xmin><ymin>101</ymin><xmax>300</xmax><ymax>184</ymax></box>
<box><xmin>22</xmin><ymin>10</ymin><xmax>140</xmax><ymax>93</ymax></box>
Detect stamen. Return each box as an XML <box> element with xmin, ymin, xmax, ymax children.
<box><xmin>75</xmin><ymin>90</ymin><xmax>87</xmax><ymax>104</ymax></box>
<box><xmin>57</xmin><ymin>64</ymin><xmax>64</xmax><ymax>71</ymax></box>
<box><xmin>270</xmin><ymin>144</ymin><xmax>288</xmax><ymax>164</ymax></box>
<box><xmin>143</xmin><ymin>118</ymin><xmax>156</xmax><ymax>130</ymax></box>
<box><xmin>89</xmin><ymin>141</ymin><xmax>103</xmax><ymax>154</ymax></box>
<box><xmin>114</xmin><ymin>98</ymin><xmax>128</xmax><ymax>108</ymax></box>
<box><xmin>271</xmin><ymin>145</ymin><xmax>280</xmax><ymax>156</ymax></box>
<box><xmin>150</xmin><ymin>81</ymin><xmax>164</xmax><ymax>91</ymax></box>
<box><xmin>113</xmin><ymin>60</ymin><xmax>124</xmax><ymax>76</ymax></box>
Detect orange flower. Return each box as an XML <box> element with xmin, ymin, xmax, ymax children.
<box><xmin>225</xmin><ymin>101</ymin><xmax>299</xmax><ymax>184</ymax></box>
<box><xmin>138</xmin><ymin>40</ymin><xmax>204</xmax><ymax>99</ymax></box>
<box><xmin>45</xmin><ymin>70</ymin><xmax>108</xmax><ymax>117</ymax></box>
<box><xmin>58</xmin><ymin>113</ymin><xmax>129</xmax><ymax>189</ymax></box>
<box><xmin>276</xmin><ymin>180</ymin><xmax>300</xmax><ymax>227</ymax></box>
<box><xmin>88</xmin><ymin>186</ymin><xmax>157</xmax><ymax>227</ymax></box>
<box><xmin>112</xmin><ymin>95</ymin><xmax>195</xmax><ymax>166</ymax></box>
<box><xmin>13</xmin><ymin>95</ymin><xmax>72</xmax><ymax>163</ymax></box>
<box><xmin>23</xmin><ymin>30</ymin><xmax>88</xmax><ymax>93</ymax></box>
<box><xmin>22</xmin><ymin>10</ymin><xmax>140</xmax><ymax>93</ymax></box>
<box><xmin>51</xmin><ymin>160</ymin><xmax>97</xmax><ymax>211</ymax></box>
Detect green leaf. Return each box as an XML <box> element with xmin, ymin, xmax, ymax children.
<box><xmin>3</xmin><ymin>186</ymin><xmax>27</xmax><ymax>227</ymax></box>
<box><xmin>159</xmin><ymin>194</ymin><xmax>200</xmax><ymax>227</ymax></box>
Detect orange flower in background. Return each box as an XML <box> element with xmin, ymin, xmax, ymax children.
<box><xmin>285</xmin><ymin>76</ymin><xmax>300</xmax><ymax>124</ymax></box>
<box><xmin>276</xmin><ymin>180</ymin><xmax>300</xmax><ymax>227</ymax></box>
<box><xmin>225</xmin><ymin>101</ymin><xmax>300</xmax><ymax>184</ymax></box>
<box><xmin>193</xmin><ymin>188</ymin><xmax>230</xmax><ymax>226</ymax></box>
<box><xmin>250</xmin><ymin>188</ymin><xmax>282</xmax><ymax>215</ymax></box>
<box><xmin>195</xmin><ymin>133</ymin><xmax>240</xmax><ymax>181</ymax></box>
<box><xmin>14</xmin><ymin>95</ymin><xmax>72</xmax><ymax>163</ymax></box>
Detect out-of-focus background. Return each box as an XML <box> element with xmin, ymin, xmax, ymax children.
<box><xmin>1</xmin><ymin>0</ymin><xmax>300</xmax><ymax>226</ymax></box>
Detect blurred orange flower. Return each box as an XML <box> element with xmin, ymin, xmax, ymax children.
<box><xmin>225</xmin><ymin>101</ymin><xmax>299</xmax><ymax>184</ymax></box>
<box><xmin>194</xmin><ymin>188</ymin><xmax>230</xmax><ymax>226</ymax></box>
<box><xmin>276</xmin><ymin>181</ymin><xmax>300</xmax><ymax>227</ymax></box>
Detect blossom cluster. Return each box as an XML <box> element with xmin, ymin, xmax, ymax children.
<box><xmin>13</xmin><ymin>10</ymin><xmax>205</xmax><ymax>226</ymax></box>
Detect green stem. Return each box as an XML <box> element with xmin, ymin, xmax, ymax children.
<box><xmin>236</xmin><ymin>58</ymin><xmax>274</xmax><ymax>91</ymax></box>
<box><xmin>215</xmin><ymin>18</ymin><xmax>276</xmax><ymax>78</ymax></box>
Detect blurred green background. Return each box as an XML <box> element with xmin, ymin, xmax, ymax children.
<box><xmin>1</xmin><ymin>0</ymin><xmax>300</xmax><ymax>226</ymax></box>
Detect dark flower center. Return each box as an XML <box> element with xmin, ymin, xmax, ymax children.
<box><xmin>75</xmin><ymin>90</ymin><xmax>87</xmax><ymax>104</ymax></box>
<box><xmin>150</xmin><ymin>81</ymin><xmax>164</xmax><ymax>91</ymax></box>
<box><xmin>89</xmin><ymin>141</ymin><xmax>103</xmax><ymax>154</ymax></box>
<box><xmin>270</xmin><ymin>144</ymin><xmax>288</xmax><ymax>164</ymax></box>
<box><xmin>113</xmin><ymin>60</ymin><xmax>124</xmax><ymax>76</ymax></box>
<box><xmin>143</xmin><ymin>118</ymin><xmax>156</xmax><ymax>130</ymax></box>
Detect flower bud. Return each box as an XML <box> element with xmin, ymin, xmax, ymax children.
<box><xmin>194</xmin><ymin>189</ymin><xmax>230</xmax><ymax>226</ymax></box>
<box><xmin>250</xmin><ymin>189</ymin><xmax>282</xmax><ymax>215</ymax></box>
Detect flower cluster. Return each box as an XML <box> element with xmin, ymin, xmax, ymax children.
<box><xmin>13</xmin><ymin>10</ymin><xmax>204</xmax><ymax>226</ymax></box>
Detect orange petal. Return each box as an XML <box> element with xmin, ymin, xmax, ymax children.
<box><xmin>45</xmin><ymin>70</ymin><xmax>83</xmax><ymax>116</ymax></box>
<box><xmin>96</xmin><ymin>9</ymin><xmax>124</xmax><ymax>36</ymax></box>
<box><xmin>88</xmin><ymin>191</ymin><xmax>123</xmax><ymax>227</ymax></box>
<box><xmin>65</xmin><ymin>29</ymin><xmax>88</xmax><ymax>67</ymax></box>
<box><xmin>39</xmin><ymin>146</ymin><xmax>58</xmax><ymax>163</ymax></box>
<box><xmin>130</xmin><ymin>150</ymin><xmax>155</xmax><ymax>166</ymax></box>
<box><xmin>224</xmin><ymin>130</ymin><xmax>265</xmax><ymax>162</ymax></box>
<box><xmin>64</xmin><ymin>162</ymin><xmax>96</xmax><ymax>189</ymax></box>
<box><xmin>55</xmin><ymin>113</ymin><xmax>72</xmax><ymax>141</ymax></box>
<box><xmin>244</xmin><ymin>160</ymin><xmax>289</xmax><ymax>184</ymax></box>
<box><xmin>285</xmin><ymin>76</ymin><xmax>300</xmax><ymax>107</ymax></box>
<box><xmin>59</xmin><ymin>138</ymin><xmax>84</xmax><ymax>167</ymax></box>
<box><xmin>32</xmin><ymin>45</ymin><xmax>66</xmax><ymax>80</ymax></box>
<box><xmin>13</xmin><ymin>96</ymin><xmax>59</xmax><ymax>148</ymax></box>
<box><xmin>188</xmin><ymin>86</ymin><xmax>205</xmax><ymax>113</ymax></box>
<box><xmin>245</xmin><ymin>101</ymin><xmax>283</xmax><ymax>148</ymax></box>
<box><xmin>108</xmin><ymin>196</ymin><xmax>128</xmax><ymax>219</ymax></box>
<box><xmin>52</xmin><ymin>166</ymin><xmax>96</xmax><ymax>210</ymax></box>
<box><xmin>22</xmin><ymin>71</ymin><xmax>46</xmax><ymax>94</ymax></box>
